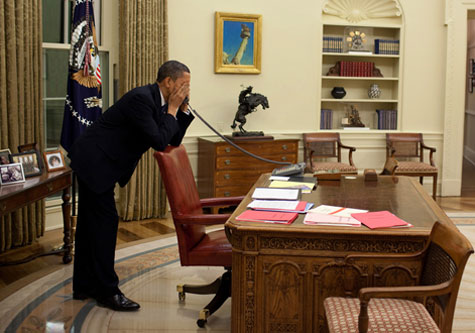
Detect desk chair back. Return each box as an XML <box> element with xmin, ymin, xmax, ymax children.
<box><xmin>386</xmin><ymin>133</ymin><xmax>423</xmax><ymax>160</ymax></box>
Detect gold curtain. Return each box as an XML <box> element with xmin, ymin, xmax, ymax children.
<box><xmin>118</xmin><ymin>0</ymin><xmax>168</xmax><ymax>221</ymax></box>
<box><xmin>0</xmin><ymin>0</ymin><xmax>44</xmax><ymax>252</ymax></box>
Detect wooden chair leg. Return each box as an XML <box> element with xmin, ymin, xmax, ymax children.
<box><xmin>432</xmin><ymin>174</ymin><xmax>437</xmax><ymax>200</ymax></box>
<box><xmin>419</xmin><ymin>176</ymin><xmax>423</xmax><ymax>185</ymax></box>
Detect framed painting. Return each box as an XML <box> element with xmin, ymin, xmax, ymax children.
<box><xmin>215</xmin><ymin>12</ymin><xmax>262</xmax><ymax>74</ymax></box>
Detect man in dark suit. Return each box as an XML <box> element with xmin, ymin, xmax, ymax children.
<box><xmin>69</xmin><ymin>60</ymin><xmax>194</xmax><ymax>311</ymax></box>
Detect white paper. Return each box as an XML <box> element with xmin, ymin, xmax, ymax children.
<box><xmin>251</xmin><ymin>187</ymin><xmax>300</xmax><ymax>200</ymax></box>
<box><xmin>309</xmin><ymin>205</ymin><xmax>367</xmax><ymax>222</ymax></box>
<box><xmin>248</xmin><ymin>200</ymin><xmax>301</xmax><ymax>210</ymax></box>
<box><xmin>269</xmin><ymin>176</ymin><xmax>290</xmax><ymax>181</ymax></box>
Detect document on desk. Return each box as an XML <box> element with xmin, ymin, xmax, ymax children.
<box><xmin>269</xmin><ymin>181</ymin><xmax>314</xmax><ymax>194</ymax></box>
<box><xmin>351</xmin><ymin>211</ymin><xmax>413</xmax><ymax>229</ymax></box>
<box><xmin>303</xmin><ymin>212</ymin><xmax>361</xmax><ymax>227</ymax></box>
<box><xmin>310</xmin><ymin>205</ymin><xmax>368</xmax><ymax>218</ymax></box>
<box><xmin>247</xmin><ymin>200</ymin><xmax>312</xmax><ymax>213</ymax></box>
<box><xmin>251</xmin><ymin>187</ymin><xmax>301</xmax><ymax>200</ymax></box>
<box><xmin>235</xmin><ymin>210</ymin><xmax>298</xmax><ymax>224</ymax></box>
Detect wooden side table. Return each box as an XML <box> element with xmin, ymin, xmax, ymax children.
<box><xmin>0</xmin><ymin>168</ymin><xmax>73</xmax><ymax>265</ymax></box>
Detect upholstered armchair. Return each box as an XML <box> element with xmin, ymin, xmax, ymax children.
<box><xmin>324</xmin><ymin>221</ymin><xmax>473</xmax><ymax>333</ymax></box>
<box><xmin>154</xmin><ymin>145</ymin><xmax>244</xmax><ymax>328</ymax></box>
<box><xmin>386</xmin><ymin>133</ymin><xmax>438</xmax><ymax>199</ymax></box>
<box><xmin>303</xmin><ymin>133</ymin><xmax>357</xmax><ymax>175</ymax></box>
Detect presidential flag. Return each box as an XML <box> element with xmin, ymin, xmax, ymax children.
<box><xmin>60</xmin><ymin>0</ymin><xmax>102</xmax><ymax>152</ymax></box>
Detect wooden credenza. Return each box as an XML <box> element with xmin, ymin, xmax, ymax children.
<box><xmin>197</xmin><ymin>137</ymin><xmax>299</xmax><ymax>198</ymax></box>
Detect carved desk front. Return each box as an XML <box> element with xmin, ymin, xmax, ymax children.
<box><xmin>225</xmin><ymin>175</ymin><xmax>452</xmax><ymax>332</ymax></box>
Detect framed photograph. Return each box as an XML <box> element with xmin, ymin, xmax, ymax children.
<box><xmin>10</xmin><ymin>151</ymin><xmax>43</xmax><ymax>178</ymax></box>
<box><xmin>214</xmin><ymin>12</ymin><xmax>262</xmax><ymax>74</ymax></box>
<box><xmin>0</xmin><ymin>149</ymin><xmax>12</xmax><ymax>165</ymax></box>
<box><xmin>44</xmin><ymin>150</ymin><xmax>66</xmax><ymax>172</ymax></box>
<box><xmin>18</xmin><ymin>142</ymin><xmax>39</xmax><ymax>153</ymax></box>
<box><xmin>0</xmin><ymin>163</ymin><xmax>26</xmax><ymax>185</ymax></box>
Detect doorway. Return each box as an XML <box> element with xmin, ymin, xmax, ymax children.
<box><xmin>464</xmin><ymin>14</ymin><xmax>475</xmax><ymax>197</ymax></box>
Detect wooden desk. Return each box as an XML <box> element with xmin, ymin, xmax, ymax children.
<box><xmin>225</xmin><ymin>175</ymin><xmax>452</xmax><ymax>332</ymax></box>
<box><xmin>0</xmin><ymin>168</ymin><xmax>73</xmax><ymax>265</ymax></box>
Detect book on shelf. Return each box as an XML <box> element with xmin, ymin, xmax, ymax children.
<box><xmin>320</xmin><ymin>109</ymin><xmax>333</xmax><ymax>129</ymax></box>
<box><xmin>374</xmin><ymin>39</ymin><xmax>399</xmax><ymax>55</ymax></box>
<box><xmin>323</xmin><ymin>36</ymin><xmax>343</xmax><ymax>53</ymax></box>
<box><xmin>375</xmin><ymin>109</ymin><xmax>397</xmax><ymax>130</ymax></box>
<box><xmin>339</xmin><ymin>61</ymin><xmax>374</xmax><ymax>77</ymax></box>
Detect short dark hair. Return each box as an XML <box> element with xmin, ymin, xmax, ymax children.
<box><xmin>156</xmin><ymin>60</ymin><xmax>190</xmax><ymax>82</ymax></box>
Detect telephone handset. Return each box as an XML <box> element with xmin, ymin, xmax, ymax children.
<box><xmin>271</xmin><ymin>162</ymin><xmax>306</xmax><ymax>177</ymax></box>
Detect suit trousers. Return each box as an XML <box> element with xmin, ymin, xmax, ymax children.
<box><xmin>73</xmin><ymin>177</ymin><xmax>121</xmax><ymax>297</ymax></box>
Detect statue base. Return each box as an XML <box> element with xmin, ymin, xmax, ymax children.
<box><xmin>225</xmin><ymin>132</ymin><xmax>274</xmax><ymax>141</ymax></box>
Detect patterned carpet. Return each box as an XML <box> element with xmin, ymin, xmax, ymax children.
<box><xmin>0</xmin><ymin>222</ymin><xmax>474</xmax><ymax>332</ymax></box>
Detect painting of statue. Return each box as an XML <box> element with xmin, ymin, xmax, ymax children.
<box><xmin>215</xmin><ymin>12</ymin><xmax>262</xmax><ymax>74</ymax></box>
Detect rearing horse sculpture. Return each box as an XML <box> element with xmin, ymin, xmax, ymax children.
<box><xmin>231</xmin><ymin>86</ymin><xmax>269</xmax><ymax>134</ymax></box>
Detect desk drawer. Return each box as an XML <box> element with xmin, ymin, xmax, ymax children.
<box><xmin>215</xmin><ymin>170</ymin><xmax>263</xmax><ymax>187</ymax></box>
<box><xmin>216</xmin><ymin>153</ymin><xmax>297</xmax><ymax>170</ymax></box>
<box><xmin>216</xmin><ymin>141</ymin><xmax>298</xmax><ymax>156</ymax></box>
<box><xmin>215</xmin><ymin>185</ymin><xmax>251</xmax><ymax>198</ymax></box>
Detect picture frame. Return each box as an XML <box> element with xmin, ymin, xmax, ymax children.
<box><xmin>18</xmin><ymin>142</ymin><xmax>40</xmax><ymax>153</ymax></box>
<box><xmin>44</xmin><ymin>150</ymin><xmax>66</xmax><ymax>172</ymax></box>
<box><xmin>0</xmin><ymin>163</ymin><xmax>26</xmax><ymax>185</ymax></box>
<box><xmin>0</xmin><ymin>148</ymin><xmax>12</xmax><ymax>165</ymax></box>
<box><xmin>214</xmin><ymin>12</ymin><xmax>262</xmax><ymax>74</ymax></box>
<box><xmin>10</xmin><ymin>151</ymin><xmax>43</xmax><ymax>178</ymax></box>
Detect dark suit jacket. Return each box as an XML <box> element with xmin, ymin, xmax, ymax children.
<box><xmin>69</xmin><ymin>83</ymin><xmax>194</xmax><ymax>193</ymax></box>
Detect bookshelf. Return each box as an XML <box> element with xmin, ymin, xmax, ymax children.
<box><xmin>320</xmin><ymin>2</ymin><xmax>403</xmax><ymax>131</ymax></box>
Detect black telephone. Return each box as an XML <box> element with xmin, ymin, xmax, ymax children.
<box><xmin>271</xmin><ymin>162</ymin><xmax>306</xmax><ymax>177</ymax></box>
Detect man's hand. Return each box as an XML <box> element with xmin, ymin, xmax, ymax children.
<box><xmin>168</xmin><ymin>81</ymin><xmax>190</xmax><ymax>117</ymax></box>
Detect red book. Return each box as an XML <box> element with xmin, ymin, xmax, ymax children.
<box><xmin>236</xmin><ymin>210</ymin><xmax>298</xmax><ymax>224</ymax></box>
<box><xmin>351</xmin><ymin>211</ymin><xmax>412</xmax><ymax>229</ymax></box>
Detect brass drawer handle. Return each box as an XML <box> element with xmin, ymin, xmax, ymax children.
<box><xmin>0</xmin><ymin>202</ymin><xmax>6</xmax><ymax>212</ymax></box>
<box><xmin>224</xmin><ymin>191</ymin><xmax>230</xmax><ymax>197</ymax></box>
<box><xmin>225</xmin><ymin>147</ymin><xmax>231</xmax><ymax>153</ymax></box>
<box><xmin>225</xmin><ymin>160</ymin><xmax>231</xmax><ymax>165</ymax></box>
<box><xmin>224</xmin><ymin>174</ymin><xmax>230</xmax><ymax>179</ymax></box>
<box><xmin>47</xmin><ymin>183</ymin><xmax>54</xmax><ymax>192</ymax></box>
<box><xmin>281</xmin><ymin>156</ymin><xmax>287</xmax><ymax>161</ymax></box>
<box><xmin>282</xmin><ymin>144</ymin><xmax>288</xmax><ymax>150</ymax></box>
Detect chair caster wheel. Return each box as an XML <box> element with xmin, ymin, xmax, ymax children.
<box><xmin>197</xmin><ymin>319</ymin><xmax>206</xmax><ymax>328</ymax></box>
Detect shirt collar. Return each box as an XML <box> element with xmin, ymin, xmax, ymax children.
<box><xmin>158</xmin><ymin>85</ymin><xmax>165</xmax><ymax>107</ymax></box>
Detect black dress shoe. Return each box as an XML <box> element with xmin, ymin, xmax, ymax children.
<box><xmin>96</xmin><ymin>293</ymin><xmax>140</xmax><ymax>311</ymax></box>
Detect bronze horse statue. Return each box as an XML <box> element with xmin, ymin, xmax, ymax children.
<box><xmin>231</xmin><ymin>86</ymin><xmax>269</xmax><ymax>134</ymax></box>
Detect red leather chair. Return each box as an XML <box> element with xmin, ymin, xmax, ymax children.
<box><xmin>154</xmin><ymin>145</ymin><xmax>244</xmax><ymax>327</ymax></box>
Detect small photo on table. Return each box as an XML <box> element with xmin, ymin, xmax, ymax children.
<box><xmin>10</xmin><ymin>151</ymin><xmax>43</xmax><ymax>178</ymax></box>
<box><xmin>44</xmin><ymin>150</ymin><xmax>66</xmax><ymax>172</ymax></box>
<box><xmin>0</xmin><ymin>148</ymin><xmax>12</xmax><ymax>165</ymax></box>
<box><xmin>0</xmin><ymin>163</ymin><xmax>26</xmax><ymax>185</ymax></box>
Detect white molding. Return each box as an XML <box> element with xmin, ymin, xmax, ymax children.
<box><xmin>322</xmin><ymin>0</ymin><xmax>402</xmax><ymax>23</ymax></box>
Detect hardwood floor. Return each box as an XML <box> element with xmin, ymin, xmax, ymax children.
<box><xmin>1</xmin><ymin>159</ymin><xmax>474</xmax><ymax>301</ymax></box>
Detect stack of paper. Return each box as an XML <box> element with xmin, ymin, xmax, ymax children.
<box><xmin>304</xmin><ymin>212</ymin><xmax>361</xmax><ymax>227</ymax></box>
<box><xmin>269</xmin><ymin>176</ymin><xmax>317</xmax><ymax>194</ymax></box>
<box><xmin>303</xmin><ymin>205</ymin><xmax>368</xmax><ymax>227</ymax></box>
<box><xmin>251</xmin><ymin>187</ymin><xmax>301</xmax><ymax>200</ymax></box>
<box><xmin>235</xmin><ymin>210</ymin><xmax>298</xmax><ymax>224</ymax></box>
<box><xmin>247</xmin><ymin>200</ymin><xmax>313</xmax><ymax>213</ymax></box>
<box><xmin>351</xmin><ymin>211</ymin><xmax>413</xmax><ymax>229</ymax></box>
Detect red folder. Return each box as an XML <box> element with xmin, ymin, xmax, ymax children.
<box><xmin>236</xmin><ymin>210</ymin><xmax>298</xmax><ymax>224</ymax></box>
<box><xmin>351</xmin><ymin>211</ymin><xmax>411</xmax><ymax>229</ymax></box>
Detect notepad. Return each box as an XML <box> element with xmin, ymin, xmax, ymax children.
<box><xmin>235</xmin><ymin>210</ymin><xmax>298</xmax><ymax>224</ymax></box>
<box><xmin>351</xmin><ymin>211</ymin><xmax>412</xmax><ymax>229</ymax></box>
<box><xmin>251</xmin><ymin>187</ymin><xmax>301</xmax><ymax>200</ymax></box>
